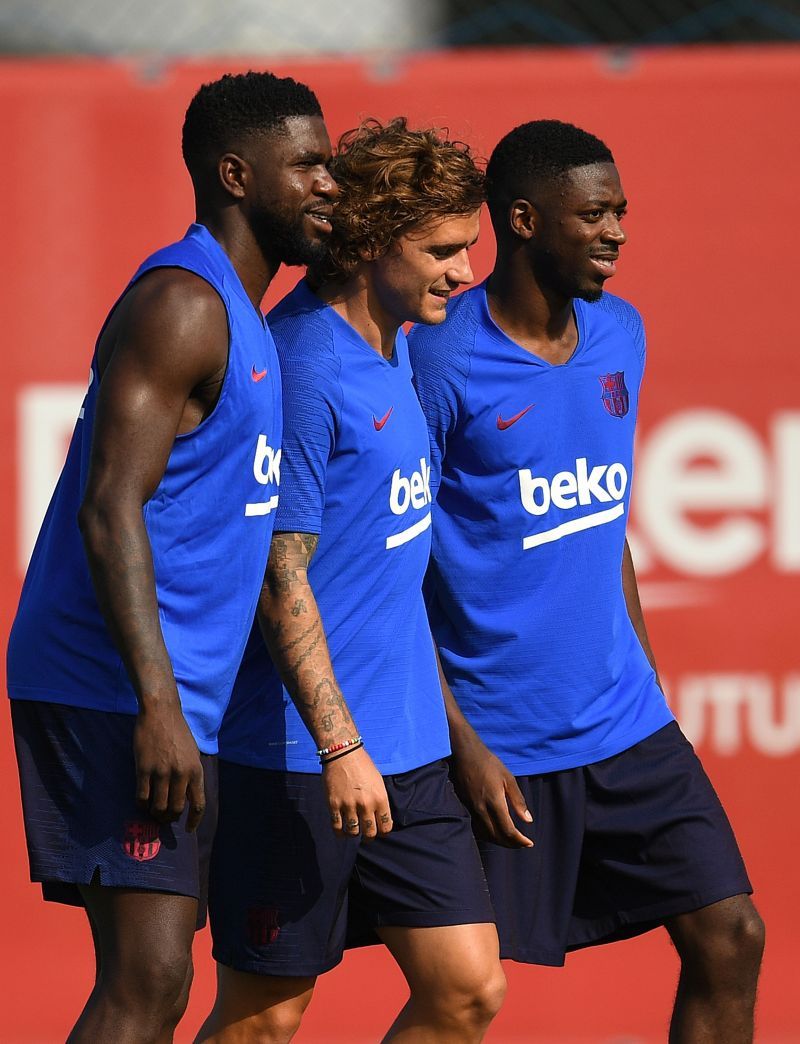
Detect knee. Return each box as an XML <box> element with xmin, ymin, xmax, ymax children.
<box><xmin>203</xmin><ymin>970</ymin><xmax>314</xmax><ymax>1044</ymax></box>
<box><xmin>710</xmin><ymin>902</ymin><xmax>764</xmax><ymax>969</ymax></box>
<box><xmin>472</xmin><ymin>962</ymin><xmax>507</xmax><ymax>1023</ymax></box>
<box><xmin>163</xmin><ymin>960</ymin><xmax>194</xmax><ymax>1033</ymax></box>
<box><xmin>680</xmin><ymin>898</ymin><xmax>765</xmax><ymax>982</ymax></box>
<box><xmin>434</xmin><ymin>960</ymin><xmax>507</xmax><ymax>1031</ymax></box>
<box><xmin>105</xmin><ymin>946</ymin><xmax>193</xmax><ymax>1019</ymax></box>
<box><xmin>138</xmin><ymin>950</ymin><xmax>193</xmax><ymax>1009</ymax></box>
<box><xmin>731</xmin><ymin>903</ymin><xmax>766</xmax><ymax>969</ymax></box>
<box><xmin>245</xmin><ymin>997</ymin><xmax>309</xmax><ymax>1044</ymax></box>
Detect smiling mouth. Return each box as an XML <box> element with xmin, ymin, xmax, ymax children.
<box><xmin>306</xmin><ymin>209</ymin><xmax>333</xmax><ymax>230</ymax></box>
<box><xmin>589</xmin><ymin>255</ymin><xmax>618</xmax><ymax>276</ymax></box>
<box><xmin>429</xmin><ymin>288</ymin><xmax>451</xmax><ymax>300</ymax></box>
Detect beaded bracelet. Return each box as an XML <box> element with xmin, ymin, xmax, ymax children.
<box><xmin>320</xmin><ymin>741</ymin><xmax>364</xmax><ymax>766</ymax></box>
<box><xmin>316</xmin><ymin>735</ymin><xmax>363</xmax><ymax>758</ymax></box>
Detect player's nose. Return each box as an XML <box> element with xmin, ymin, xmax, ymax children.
<box><xmin>448</xmin><ymin>248</ymin><xmax>474</xmax><ymax>285</ymax></box>
<box><xmin>602</xmin><ymin>216</ymin><xmax>626</xmax><ymax>244</ymax></box>
<box><xmin>314</xmin><ymin>165</ymin><xmax>338</xmax><ymax>199</ymax></box>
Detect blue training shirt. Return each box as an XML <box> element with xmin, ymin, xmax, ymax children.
<box><xmin>219</xmin><ymin>279</ymin><xmax>450</xmax><ymax>774</ymax></box>
<box><xmin>408</xmin><ymin>282</ymin><xmax>673</xmax><ymax>775</ymax></box>
<box><xmin>7</xmin><ymin>224</ymin><xmax>281</xmax><ymax>754</ymax></box>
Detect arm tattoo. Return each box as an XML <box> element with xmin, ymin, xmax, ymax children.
<box><xmin>258</xmin><ymin>531</ymin><xmax>356</xmax><ymax>745</ymax></box>
<box><xmin>299</xmin><ymin>532</ymin><xmax>319</xmax><ymax>560</ymax></box>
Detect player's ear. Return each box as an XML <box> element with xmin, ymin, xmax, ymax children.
<box><xmin>218</xmin><ymin>152</ymin><xmax>249</xmax><ymax>200</ymax></box>
<box><xmin>509</xmin><ymin>198</ymin><xmax>537</xmax><ymax>241</ymax></box>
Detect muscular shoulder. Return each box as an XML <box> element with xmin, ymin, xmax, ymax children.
<box><xmin>100</xmin><ymin>267</ymin><xmax>228</xmax><ymax>382</ymax></box>
<box><xmin>128</xmin><ymin>266</ymin><xmax>226</xmax><ymax>329</ymax></box>
<box><xmin>585</xmin><ymin>291</ymin><xmax>646</xmax><ymax>363</ymax></box>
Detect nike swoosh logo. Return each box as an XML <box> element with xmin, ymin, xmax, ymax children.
<box><xmin>251</xmin><ymin>365</ymin><xmax>268</xmax><ymax>382</ymax></box>
<box><xmin>497</xmin><ymin>404</ymin><xmax>535</xmax><ymax>430</ymax></box>
<box><xmin>373</xmin><ymin>407</ymin><xmax>394</xmax><ymax>431</ymax></box>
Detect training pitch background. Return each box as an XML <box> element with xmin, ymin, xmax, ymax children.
<box><xmin>1</xmin><ymin>47</ymin><xmax>798</xmax><ymax>1041</ymax></box>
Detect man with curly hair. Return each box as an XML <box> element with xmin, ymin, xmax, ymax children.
<box><xmin>7</xmin><ymin>71</ymin><xmax>337</xmax><ymax>1041</ymax></box>
<box><xmin>199</xmin><ymin>118</ymin><xmax>504</xmax><ymax>1044</ymax></box>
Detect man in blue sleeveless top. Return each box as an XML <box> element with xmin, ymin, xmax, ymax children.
<box><xmin>409</xmin><ymin>120</ymin><xmax>765</xmax><ymax>1041</ymax></box>
<box><xmin>200</xmin><ymin>119</ymin><xmax>505</xmax><ymax>1043</ymax></box>
<box><xmin>7</xmin><ymin>72</ymin><xmax>336</xmax><ymax>1042</ymax></box>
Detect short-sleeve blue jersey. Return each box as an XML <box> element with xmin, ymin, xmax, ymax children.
<box><xmin>219</xmin><ymin>279</ymin><xmax>450</xmax><ymax>775</ymax></box>
<box><xmin>408</xmin><ymin>282</ymin><xmax>673</xmax><ymax>775</ymax></box>
<box><xmin>7</xmin><ymin>224</ymin><xmax>281</xmax><ymax>754</ymax></box>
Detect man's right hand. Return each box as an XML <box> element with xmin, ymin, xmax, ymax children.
<box><xmin>322</xmin><ymin>746</ymin><xmax>393</xmax><ymax>841</ymax></box>
<box><xmin>133</xmin><ymin>700</ymin><xmax>206</xmax><ymax>832</ymax></box>
<box><xmin>450</xmin><ymin>729</ymin><xmax>534</xmax><ymax>849</ymax></box>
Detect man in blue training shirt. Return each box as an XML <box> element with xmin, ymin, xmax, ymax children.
<box><xmin>7</xmin><ymin>72</ymin><xmax>336</xmax><ymax>1042</ymax></box>
<box><xmin>409</xmin><ymin>120</ymin><xmax>764</xmax><ymax>1042</ymax></box>
<box><xmin>200</xmin><ymin>118</ymin><xmax>505</xmax><ymax>1043</ymax></box>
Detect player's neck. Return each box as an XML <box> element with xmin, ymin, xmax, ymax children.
<box><xmin>195</xmin><ymin>212</ymin><xmax>280</xmax><ymax>312</ymax></box>
<box><xmin>486</xmin><ymin>262</ymin><xmax>577</xmax><ymax>364</ymax></box>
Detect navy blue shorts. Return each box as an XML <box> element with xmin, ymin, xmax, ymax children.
<box><xmin>11</xmin><ymin>699</ymin><xmax>218</xmax><ymax>927</ymax></box>
<box><xmin>209</xmin><ymin>757</ymin><xmax>495</xmax><ymax>977</ymax></box>
<box><xmin>479</xmin><ymin>722</ymin><xmax>753</xmax><ymax>967</ymax></box>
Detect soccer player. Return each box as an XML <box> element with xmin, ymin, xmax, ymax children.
<box><xmin>199</xmin><ymin>118</ymin><xmax>505</xmax><ymax>1044</ymax></box>
<box><xmin>409</xmin><ymin>120</ymin><xmax>765</xmax><ymax>1042</ymax></box>
<box><xmin>6</xmin><ymin>71</ymin><xmax>336</xmax><ymax>1042</ymax></box>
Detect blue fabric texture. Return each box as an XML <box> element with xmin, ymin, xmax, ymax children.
<box><xmin>408</xmin><ymin>282</ymin><xmax>672</xmax><ymax>775</ymax></box>
<box><xmin>219</xmin><ymin>279</ymin><xmax>449</xmax><ymax>774</ymax></box>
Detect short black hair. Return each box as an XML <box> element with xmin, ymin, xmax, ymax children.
<box><xmin>182</xmin><ymin>70</ymin><xmax>322</xmax><ymax>178</ymax></box>
<box><xmin>486</xmin><ymin>119</ymin><xmax>614</xmax><ymax>224</ymax></box>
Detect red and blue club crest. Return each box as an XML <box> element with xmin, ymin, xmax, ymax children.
<box><xmin>121</xmin><ymin>819</ymin><xmax>161</xmax><ymax>862</ymax></box>
<box><xmin>598</xmin><ymin>372</ymin><xmax>629</xmax><ymax>418</ymax></box>
<box><xmin>247</xmin><ymin>906</ymin><xmax>281</xmax><ymax>946</ymax></box>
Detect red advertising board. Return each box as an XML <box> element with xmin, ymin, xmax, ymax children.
<box><xmin>1</xmin><ymin>46</ymin><xmax>798</xmax><ymax>1041</ymax></box>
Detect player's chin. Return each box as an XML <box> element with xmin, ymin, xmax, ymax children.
<box><xmin>578</xmin><ymin>279</ymin><xmax>605</xmax><ymax>303</ymax></box>
<box><xmin>418</xmin><ymin>293</ymin><xmax>450</xmax><ymax>324</ymax></box>
<box><xmin>288</xmin><ymin>236</ymin><xmax>329</xmax><ymax>268</ymax></box>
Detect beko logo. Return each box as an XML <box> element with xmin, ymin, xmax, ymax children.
<box><xmin>518</xmin><ymin>457</ymin><xmax>628</xmax><ymax>549</ymax></box>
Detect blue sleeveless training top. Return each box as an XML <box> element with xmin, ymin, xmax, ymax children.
<box><xmin>7</xmin><ymin>224</ymin><xmax>281</xmax><ymax>754</ymax></box>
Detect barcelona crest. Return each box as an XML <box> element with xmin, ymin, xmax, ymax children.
<box><xmin>598</xmin><ymin>371</ymin><xmax>629</xmax><ymax>419</ymax></box>
<box><xmin>248</xmin><ymin>905</ymin><xmax>281</xmax><ymax>946</ymax></box>
<box><xmin>121</xmin><ymin>819</ymin><xmax>161</xmax><ymax>862</ymax></box>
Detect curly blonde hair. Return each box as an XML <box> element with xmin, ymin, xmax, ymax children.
<box><xmin>320</xmin><ymin>117</ymin><xmax>485</xmax><ymax>281</ymax></box>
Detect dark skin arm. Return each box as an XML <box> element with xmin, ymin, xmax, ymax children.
<box><xmin>622</xmin><ymin>537</ymin><xmax>663</xmax><ymax>689</ymax></box>
<box><xmin>78</xmin><ymin>269</ymin><xmax>229</xmax><ymax>832</ymax></box>
<box><xmin>258</xmin><ymin>531</ymin><xmax>393</xmax><ymax>839</ymax></box>
<box><xmin>438</xmin><ymin>645</ymin><xmax>534</xmax><ymax>849</ymax></box>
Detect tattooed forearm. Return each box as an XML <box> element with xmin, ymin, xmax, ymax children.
<box><xmin>315</xmin><ymin>677</ymin><xmax>354</xmax><ymax>725</ymax></box>
<box><xmin>312</xmin><ymin>678</ymin><xmax>353</xmax><ymax>733</ymax></box>
<box><xmin>262</xmin><ymin>532</ymin><xmax>319</xmax><ymax>596</ymax></box>
<box><xmin>284</xmin><ymin>626</ymin><xmax>323</xmax><ymax>677</ymax></box>
<box><xmin>257</xmin><ymin>530</ymin><xmax>358</xmax><ymax>747</ymax></box>
<box><xmin>299</xmin><ymin>532</ymin><xmax>319</xmax><ymax>558</ymax></box>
